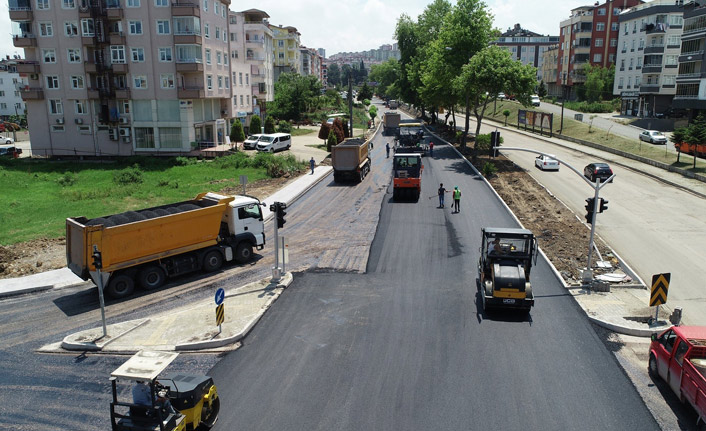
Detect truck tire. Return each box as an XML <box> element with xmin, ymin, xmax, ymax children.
<box><xmin>138</xmin><ymin>265</ymin><xmax>166</xmax><ymax>290</ymax></box>
<box><xmin>202</xmin><ymin>250</ymin><xmax>224</xmax><ymax>272</ymax></box>
<box><xmin>333</xmin><ymin>172</ymin><xmax>340</xmax><ymax>183</ymax></box>
<box><xmin>648</xmin><ymin>353</ymin><xmax>658</xmax><ymax>377</ymax></box>
<box><xmin>106</xmin><ymin>273</ymin><xmax>135</xmax><ymax>299</ymax></box>
<box><xmin>201</xmin><ymin>396</ymin><xmax>220</xmax><ymax>429</ymax></box>
<box><xmin>235</xmin><ymin>242</ymin><xmax>253</xmax><ymax>264</ymax></box>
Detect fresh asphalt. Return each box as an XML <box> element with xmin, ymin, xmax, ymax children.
<box><xmin>208</xmin><ymin>118</ymin><xmax>658</xmax><ymax>430</ymax></box>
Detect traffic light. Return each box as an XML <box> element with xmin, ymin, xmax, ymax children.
<box><xmin>585</xmin><ymin>197</ymin><xmax>595</xmax><ymax>224</ymax></box>
<box><xmin>276</xmin><ymin>203</ymin><xmax>287</xmax><ymax>229</ymax></box>
<box><xmin>490</xmin><ymin>131</ymin><xmax>500</xmax><ymax>157</ymax></box>
<box><xmin>92</xmin><ymin>249</ymin><xmax>102</xmax><ymax>270</ymax></box>
<box><xmin>599</xmin><ymin>198</ymin><xmax>609</xmax><ymax>213</ymax></box>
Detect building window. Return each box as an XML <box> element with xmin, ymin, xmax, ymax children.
<box><xmin>618</xmin><ymin>77</ymin><xmax>624</xmax><ymax>88</ymax></box>
<box><xmin>663</xmin><ymin>75</ymin><xmax>676</xmax><ymax>86</ymax></box>
<box><xmin>42</xmin><ymin>49</ymin><xmax>56</xmax><ymax>63</ymax></box>
<box><xmin>204</xmin><ymin>23</ymin><xmax>210</xmax><ymax>38</ymax></box>
<box><xmin>240</xmin><ymin>95</ymin><xmax>243</xmax><ymax>106</ymax></box>
<box><xmin>629</xmin><ymin>58</ymin><xmax>634</xmax><ymax>69</ymax></box>
<box><xmin>637</xmin><ymin>57</ymin><xmax>643</xmax><ymax>67</ymax></box>
<box><xmin>593</xmin><ymin>54</ymin><xmax>602</xmax><ymax>63</ymax></box>
<box><xmin>223</xmin><ymin>53</ymin><xmax>228</xmax><ymax>65</ymax></box>
<box><xmin>639</xmin><ymin>38</ymin><xmax>645</xmax><ymax>49</ymax></box>
<box><xmin>230</xmin><ymin>15</ymin><xmax>236</xmax><ymax>24</ymax></box>
<box><xmin>595</xmin><ymin>38</ymin><xmax>603</xmax><ymax>47</ymax></box>
<box><xmin>207</xmin><ymin>75</ymin><xmax>212</xmax><ymax>90</ymax></box>
<box><xmin>239</xmin><ymin>72</ymin><xmax>242</xmax><ymax>85</ymax></box>
<box><xmin>71</xmin><ymin>75</ymin><xmax>85</xmax><ymax>89</ymax></box>
<box><xmin>631</xmin><ymin>39</ymin><xmax>636</xmax><ymax>51</ymax></box>
<box><xmin>131</xmin><ymin>47</ymin><xmax>145</xmax><ymax>62</ymax></box>
<box><xmin>133</xmin><ymin>75</ymin><xmax>147</xmax><ymax>89</ymax></box>
<box><xmin>65</xmin><ymin>21</ymin><xmax>79</xmax><ymax>37</ymax></box>
<box><xmin>129</xmin><ymin>21</ymin><xmax>143</xmax><ymax>35</ymax></box>
<box><xmin>609</xmin><ymin>54</ymin><xmax>615</xmax><ymax>63</ymax></box>
<box><xmin>214</xmin><ymin>2</ymin><xmax>218</xmax><ymax>14</ymax></box>
<box><xmin>278</xmin><ymin>40</ymin><xmax>284</xmax><ymax>47</ymax></box>
<box><xmin>231</xmin><ymin>50</ymin><xmax>238</xmax><ymax>59</ymax></box>
<box><xmin>225</xmin><ymin>77</ymin><xmax>229</xmax><ymax>88</ymax></box>
<box><xmin>46</xmin><ymin>75</ymin><xmax>60</xmax><ymax>89</ymax></box>
<box><xmin>218</xmin><ymin>76</ymin><xmax>223</xmax><ymax>89</ymax></box>
<box><xmin>39</xmin><ymin>22</ymin><xmax>53</xmax><ymax>37</ymax></box>
<box><xmin>203</xmin><ymin>0</ymin><xmax>207</xmax><ymax>11</ymax></box>
<box><xmin>127</xmin><ymin>0</ymin><xmax>140</xmax><ymax>6</ymax></box>
<box><xmin>215</xmin><ymin>26</ymin><xmax>220</xmax><ymax>40</ymax></box>
<box><xmin>159</xmin><ymin>47</ymin><xmax>173</xmax><ymax>62</ymax></box>
<box><xmin>49</xmin><ymin>99</ymin><xmax>63</xmax><ymax>115</ymax></box>
<box><xmin>134</xmin><ymin>127</ymin><xmax>155</xmax><ymax>149</ymax></box>
<box><xmin>669</xmin><ymin>15</ymin><xmax>683</xmax><ymax>27</ymax></box>
<box><xmin>205</xmin><ymin>49</ymin><xmax>211</xmax><ymax>64</ymax></box>
<box><xmin>36</xmin><ymin>0</ymin><xmax>49</xmax><ymax>10</ymax></box>
<box><xmin>230</xmin><ymin>33</ymin><xmax>236</xmax><ymax>42</ymax></box>
<box><xmin>246</xmin><ymin>73</ymin><xmax>249</xmax><ymax>85</ymax></box>
<box><xmin>668</xmin><ymin>35</ymin><xmax>680</xmax><ymax>47</ymax></box>
<box><xmin>611</xmin><ymin>22</ymin><xmax>618</xmax><ymax>31</ymax></box>
<box><xmin>158</xmin><ymin>128</ymin><xmax>181</xmax><ymax>148</ymax></box>
<box><xmin>155</xmin><ymin>0</ymin><xmax>167</xmax><ymax>6</ymax></box>
<box><xmin>75</xmin><ymin>100</ymin><xmax>87</xmax><ymax>114</ymax></box>
<box><xmin>216</xmin><ymin>51</ymin><xmax>221</xmax><ymax>64</ymax></box>
<box><xmin>666</xmin><ymin>55</ymin><xmax>678</xmax><ymax>66</ymax></box>
<box><xmin>278</xmin><ymin>52</ymin><xmax>285</xmax><ymax>59</ymax></box>
<box><xmin>111</xmin><ymin>45</ymin><xmax>126</xmax><ymax>63</ymax></box>
<box><xmin>597</xmin><ymin>8</ymin><xmax>606</xmax><ymax>16</ymax></box>
<box><xmin>156</xmin><ymin>20</ymin><xmax>170</xmax><ymax>35</ymax></box>
<box><xmin>0</xmin><ymin>103</ymin><xmax>5</xmax><ymax>109</ymax></box>
<box><xmin>62</xmin><ymin>0</ymin><xmax>75</xmax><ymax>8</ymax></box>
<box><xmin>624</xmin><ymin>23</ymin><xmax>628</xmax><ymax>35</ymax></box>
<box><xmin>246</xmin><ymin>95</ymin><xmax>250</xmax><ymax>106</ymax></box>
<box><xmin>160</xmin><ymin>74</ymin><xmax>174</xmax><ymax>88</ymax></box>
<box><xmin>67</xmin><ymin>48</ymin><xmax>82</xmax><ymax>63</ymax></box>
<box><xmin>596</xmin><ymin>23</ymin><xmax>605</xmax><ymax>32</ymax></box>
<box><xmin>81</xmin><ymin>19</ymin><xmax>94</xmax><ymax>37</ymax></box>
<box><xmin>609</xmin><ymin>38</ymin><xmax>617</xmax><ymax>47</ymax></box>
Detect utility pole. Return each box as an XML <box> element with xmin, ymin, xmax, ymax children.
<box><xmin>348</xmin><ymin>71</ymin><xmax>353</xmax><ymax>137</ymax></box>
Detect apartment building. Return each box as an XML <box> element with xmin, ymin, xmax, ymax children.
<box><xmin>490</xmin><ymin>24</ymin><xmax>560</xmax><ymax>81</ymax></box>
<box><xmin>9</xmin><ymin>0</ymin><xmax>236</xmax><ymax>157</ymax></box>
<box><xmin>239</xmin><ymin>8</ymin><xmax>273</xmax><ymax>107</ymax></box>
<box><xmin>300</xmin><ymin>46</ymin><xmax>324</xmax><ymax>84</ymax></box>
<box><xmin>614</xmin><ymin>0</ymin><xmax>684</xmax><ymax>117</ymax></box>
<box><xmin>556</xmin><ymin>0</ymin><xmax>642</xmax><ymax>95</ymax></box>
<box><xmin>271</xmin><ymin>25</ymin><xmax>301</xmax><ymax>80</ymax></box>
<box><xmin>540</xmin><ymin>44</ymin><xmax>561</xmax><ymax>96</ymax></box>
<box><xmin>0</xmin><ymin>58</ymin><xmax>27</xmax><ymax>120</ymax></box>
<box><xmin>673</xmin><ymin>1</ymin><xmax>706</xmax><ymax>118</ymax></box>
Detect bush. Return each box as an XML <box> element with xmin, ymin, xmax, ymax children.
<box><xmin>363</xmin><ymin>98</ymin><xmax>371</xmax><ymax>106</ymax></box>
<box><xmin>264</xmin><ymin>116</ymin><xmax>276</xmax><ymax>134</ymax></box>
<box><xmin>56</xmin><ymin>172</ymin><xmax>77</xmax><ymax>187</ymax></box>
<box><xmin>113</xmin><ymin>164</ymin><xmax>143</xmax><ymax>186</ymax></box>
<box><xmin>563</xmin><ymin>101</ymin><xmax>614</xmax><ymax>113</ymax></box>
<box><xmin>327</xmin><ymin>130</ymin><xmax>337</xmax><ymax>152</ymax></box>
<box><xmin>482</xmin><ymin>162</ymin><xmax>498</xmax><ymax>178</ymax></box>
<box><xmin>230</xmin><ymin>120</ymin><xmax>245</xmax><ymax>143</ymax></box>
<box><xmin>249</xmin><ymin>116</ymin><xmax>262</xmax><ymax>135</ymax></box>
<box><xmin>174</xmin><ymin>156</ymin><xmax>197</xmax><ymax>166</ymax></box>
<box><xmin>318</xmin><ymin>122</ymin><xmax>331</xmax><ymax>141</ymax></box>
<box><xmin>277</xmin><ymin>121</ymin><xmax>292</xmax><ymax>133</ymax></box>
<box><xmin>213</xmin><ymin>152</ymin><xmax>252</xmax><ymax>169</ymax></box>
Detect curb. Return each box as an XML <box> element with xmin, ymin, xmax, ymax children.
<box><xmin>587</xmin><ymin>315</ymin><xmax>670</xmax><ymax>337</ymax></box>
<box><xmin>0</xmin><ymin>284</ymin><xmax>53</xmax><ymax>298</ymax></box>
<box><xmin>174</xmin><ymin>272</ymin><xmax>293</xmax><ymax>351</ymax></box>
<box><xmin>61</xmin><ymin>318</ymin><xmax>151</xmax><ymax>351</ymax></box>
<box><xmin>263</xmin><ymin>167</ymin><xmax>333</xmax><ymax>224</ymax></box>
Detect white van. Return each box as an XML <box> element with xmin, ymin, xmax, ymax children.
<box><xmin>243</xmin><ymin>134</ymin><xmax>262</xmax><ymax>150</ymax></box>
<box><xmin>256</xmin><ymin>133</ymin><xmax>292</xmax><ymax>152</ymax></box>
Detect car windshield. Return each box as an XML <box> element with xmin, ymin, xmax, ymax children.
<box><xmin>487</xmin><ymin>236</ymin><xmax>531</xmax><ymax>255</ymax></box>
<box><xmin>258</xmin><ymin>136</ymin><xmax>275</xmax><ymax>143</ymax></box>
<box><xmin>395</xmin><ymin>156</ymin><xmax>420</xmax><ymax>168</ymax></box>
<box><xmin>246</xmin><ymin>135</ymin><xmax>259</xmax><ymax>141</ymax></box>
<box><xmin>650</xmin><ymin>132</ymin><xmax>662</xmax><ymax>136</ymax></box>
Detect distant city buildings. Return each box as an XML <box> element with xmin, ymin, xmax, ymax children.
<box><xmin>490</xmin><ymin>24</ymin><xmax>560</xmax><ymax>82</ymax></box>
<box><xmin>328</xmin><ymin>44</ymin><xmax>400</xmax><ymax>68</ymax></box>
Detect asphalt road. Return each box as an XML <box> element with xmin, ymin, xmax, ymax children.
<box><xmin>208</xmin><ymin>117</ymin><xmax>658</xmax><ymax>430</ymax></box>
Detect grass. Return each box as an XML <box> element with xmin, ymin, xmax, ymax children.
<box><xmin>0</xmin><ymin>153</ymin><xmax>306</xmax><ymax>245</ymax></box>
<box><xmin>290</xmin><ymin>128</ymin><xmax>315</xmax><ymax>137</ymax></box>
<box><xmin>482</xmin><ymin>101</ymin><xmax>706</xmax><ymax>174</ymax></box>
<box><xmin>305</xmin><ymin>143</ymin><xmax>328</xmax><ymax>151</ymax></box>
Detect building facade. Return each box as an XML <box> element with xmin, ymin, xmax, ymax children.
<box><xmin>240</xmin><ymin>8</ymin><xmax>273</xmax><ymax>105</ymax></box>
<box><xmin>673</xmin><ymin>1</ymin><xmax>706</xmax><ymax>118</ymax></box>
<box><xmin>614</xmin><ymin>0</ymin><xmax>684</xmax><ymax>117</ymax></box>
<box><xmin>0</xmin><ymin>58</ymin><xmax>27</xmax><ymax>120</ymax></box>
<box><xmin>271</xmin><ymin>25</ymin><xmax>301</xmax><ymax>80</ymax></box>
<box><xmin>540</xmin><ymin>44</ymin><xmax>561</xmax><ymax>96</ymax></box>
<box><xmin>490</xmin><ymin>24</ymin><xmax>560</xmax><ymax>81</ymax></box>
<box><xmin>556</xmin><ymin>0</ymin><xmax>642</xmax><ymax>95</ymax></box>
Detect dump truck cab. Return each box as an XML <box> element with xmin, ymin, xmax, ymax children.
<box><xmin>392</xmin><ymin>153</ymin><xmax>423</xmax><ymax>201</ymax></box>
<box><xmin>109</xmin><ymin>350</ymin><xmax>219</xmax><ymax>431</ymax></box>
<box><xmin>478</xmin><ymin>227</ymin><xmax>537</xmax><ymax>312</ymax></box>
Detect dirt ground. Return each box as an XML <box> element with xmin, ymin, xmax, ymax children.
<box><xmin>0</xmin><ymin>174</ymin><xmax>299</xmax><ymax>280</ymax></box>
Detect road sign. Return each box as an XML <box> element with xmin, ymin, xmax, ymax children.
<box><xmin>214</xmin><ymin>287</ymin><xmax>225</xmax><ymax>305</ymax></box>
<box><xmin>650</xmin><ymin>273</ymin><xmax>670</xmax><ymax>307</ymax></box>
<box><xmin>215</xmin><ymin>303</ymin><xmax>225</xmax><ymax>326</ymax></box>
<box><xmin>239</xmin><ymin>175</ymin><xmax>248</xmax><ymax>185</ymax></box>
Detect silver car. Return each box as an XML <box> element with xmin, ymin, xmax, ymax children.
<box><xmin>639</xmin><ymin>130</ymin><xmax>667</xmax><ymax>144</ymax></box>
<box><xmin>535</xmin><ymin>154</ymin><xmax>560</xmax><ymax>171</ymax></box>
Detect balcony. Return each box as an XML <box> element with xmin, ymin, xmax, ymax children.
<box><xmin>13</xmin><ymin>34</ymin><xmax>36</xmax><ymax>47</ymax></box>
<box><xmin>106</xmin><ymin>7</ymin><xmax>123</xmax><ymax>20</ymax></box>
<box><xmin>246</xmin><ymin>37</ymin><xmax>264</xmax><ymax>45</ymax></box>
<box><xmin>246</xmin><ymin>55</ymin><xmax>265</xmax><ymax>62</ymax></box>
<box><xmin>642</xmin><ymin>65</ymin><xmax>662</xmax><ymax>73</ymax></box>
<box><xmin>20</xmin><ymin>87</ymin><xmax>44</xmax><ymax>100</ymax></box>
<box><xmin>172</xmin><ymin>1</ymin><xmax>200</xmax><ymax>17</ymax></box>
<box><xmin>679</xmin><ymin>51</ymin><xmax>704</xmax><ymax>62</ymax></box>
<box><xmin>174</xmin><ymin>32</ymin><xmax>202</xmax><ymax>44</ymax></box>
<box><xmin>644</xmin><ymin>45</ymin><xmax>665</xmax><ymax>54</ymax></box>
<box><xmin>175</xmin><ymin>60</ymin><xmax>204</xmax><ymax>72</ymax></box>
<box><xmin>112</xmin><ymin>63</ymin><xmax>129</xmax><ymax>73</ymax></box>
<box><xmin>640</xmin><ymin>84</ymin><xmax>661</xmax><ymax>93</ymax></box>
<box><xmin>115</xmin><ymin>88</ymin><xmax>130</xmax><ymax>99</ymax></box>
<box><xmin>16</xmin><ymin>62</ymin><xmax>40</xmax><ymax>74</ymax></box>
<box><xmin>110</xmin><ymin>33</ymin><xmax>126</xmax><ymax>45</ymax></box>
<box><xmin>87</xmin><ymin>89</ymin><xmax>100</xmax><ymax>99</ymax></box>
<box><xmin>84</xmin><ymin>61</ymin><xmax>98</xmax><ymax>73</ymax></box>
<box><xmin>677</xmin><ymin>72</ymin><xmax>702</xmax><ymax>80</ymax></box>
<box><xmin>82</xmin><ymin>36</ymin><xmax>95</xmax><ymax>45</ymax></box>
<box><xmin>645</xmin><ymin>23</ymin><xmax>667</xmax><ymax>34</ymax></box>
<box><xmin>178</xmin><ymin>86</ymin><xmax>205</xmax><ymax>98</ymax></box>
<box><xmin>9</xmin><ymin>8</ymin><xmax>32</xmax><ymax>21</ymax></box>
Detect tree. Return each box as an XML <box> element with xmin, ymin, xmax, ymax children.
<box><xmin>686</xmin><ymin>114</ymin><xmax>706</xmax><ymax>168</ymax></box>
<box><xmin>332</xmin><ymin>118</ymin><xmax>345</xmax><ymax>143</ymax></box>
<box><xmin>264</xmin><ymin>116</ymin><xmax>276</xmax><ymax>134</ymax></box>
<box><xmin>357</xmin><ymin>82</ymin><xmax>373</xmax><ymax>102</ymax></box>
<box><xmin>249</xmin><ymin>115</ymin><xmax>262</xmax><ymax>135</ymax></box>
<box><xmin>327</xmin><ymin>130</ymin><xmax>337</xmax><ymax>152</ymax></box>
<box><xmin>369</xmin><ymin>105</ymin><xmax>378</xmax><ymax>124</ymax></box>
<box><xmin>318</xmin><ymin>122</ymin><xmax>331</xmax><ymax>144</ymax></box>
<box><xmin>369</xmin><ymin>59</ymin><xmax>400</xmax><ymax>99</ymax></box>
<box><xmin>269</xmin><ymin>73</ymin><xmax>322</xmax><ymax>121</ymax></box>
<box><xmin>537</xmin><ymin>80</ymin><xmax>547</xmax><ymax>98</ymax></box>
<box><xmin>327</xmin><ymin>63</ymin><xmax>341</xmax><ymax>87</ymax></box>
<box><xmin>579</xmin><ymin>64</ymin><xmax>615</xmax><ymax>102</ymax></box>
<box><xmin>230</xmin><ymin>120</ymin><xmax>245</xmax><ymax>148</ymax></box>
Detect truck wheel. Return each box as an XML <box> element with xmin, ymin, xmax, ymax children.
<box><xmin>202</xmin><ymin>250</ymin><xmax>224</xmax><ymax>272</ymax></box>
<box><xmin>201</xmin><ymin>396</ymin><xmax>220</xmax><ymax>429</ymax></box>
<box><xmin>235</xmin><ymin>243</ymin><xmax>253</xmax><ymax>264</ymax></box>
<box><xmin>333</xmin><ymin>172</ymin><xmax>340</xmax><ymax>183</ymax></box>
<box><xmin>106</xmin><ymin>274</ymin><xmax>135</xmax><ymax>299</ymax></box>
<box><xmin>138</xmin><ymin>265</ymin><xmax>166</xmax><ymax>290</ymax></box>
<box><xmin>648</xmin><ymin>353</ymin><xmax>658</xmax><ymax>377</ymax></box>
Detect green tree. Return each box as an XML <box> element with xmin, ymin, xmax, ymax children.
<box><xmin>249</xmin><ymin>115</ymin><xmax>262</xmax><ymax>134</ymax></box>
<box><xmin>332</xmin><ymin>118</ymin><xmax>345</xmax><ymax>143</ymax></box>
<box><xmin>230</xmin><ymin>120</ymin><xmax>245</xmax><ymax>147</ymax></box>
<box><xmin>686</xmin><ymin>114</ymin><xmax>706</xmax><ymax>168</ymax></box>
<box><xmin>537</xmin><ymin>80</ymin><xmax>547</xmax><ymax>97</ymax></box>
<box><xmin>369</xmin><ymin>59</ymin><xmax>400</xmax><ymax>99</ymax></box>
<box><xmin>327</xmin><ymin>130</ymin><xmax>338</xmax><ymax>152</ymax></box>
<box><xmin>264</xmin><ymin>116</ymin><xmax>276</xmax><ymax>134</ymax></box>
<box><xmin>453</xmin><ymin>45</ymin><xmax>536</xmax><ymax>142</ymax></box>
<box><xmin>369</xmin><ymin>105</ymin><xmax>378</xmax><ymax>124</ymax></box>
<box><xmin>503</xmin><ymin>109</ymin><xmax>510</xmax><ymax>126</ymax></box>
<box><xmin>270</xmin><ymin>73</ymin><xmax>322</xmax><ymax>121</ymax></box>
<box><xmin>357</xmin><ymin>82</ymin><xmax>373</xmax><ymax>101</ymax></box>
<box><xmin>327</xmin><ymin>63</ymin><xmax>341</xmax><ymax>87</ymax></box>
<box><xmin>318</xmin><ymin>122</ymin><xmax>331</xmax><ymax>144</ymax></box>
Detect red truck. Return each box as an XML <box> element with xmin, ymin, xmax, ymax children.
<box><xmin>649</xmin><ymin>326</ymin><xmax>706</xmax><ymax>430</ymax></box>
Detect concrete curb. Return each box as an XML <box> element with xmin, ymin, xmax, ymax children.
<box><xmin>262</xmin><ymin>167</ymin><xmax>333</xmax><ymax>224</ymax></box>
<box><xmin>174</xmin><ymin>272</ymin><xmax>293</xmax><ymax>351</ymax></box>
<box><xmin>587</xmin><ymin>315</ymin><xmax>670</xmax><ymax>337</ymax></box>
<box><xmin>61</xmin><ymin>318</ymin><xmax>150</xmax><ymax>351</ymax></box>
<box><xmin>0</xmin><ymin>284</ymin><xmax>53</xmax><ymax>298</ymax></box>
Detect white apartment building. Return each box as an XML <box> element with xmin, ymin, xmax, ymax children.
<box><xmin>8</xmin><ymin>0</ymin><xmax>254</xmax><ymax>156</ymax></box>
<box><xmin>0</xmin><ymin>59</ymin><xmax>27</xmax><ymax>119</ymax></box>
<box><xmin>614</xmin><ymin>0</ymin><xmax>684</xmax><ymax>116</ymax></box>
<box><xmin>239</xmin><ymin>9</ymin><xmax>274</xmax><ymax>107</ymax></box>
<box><xmin>228</xmin><ymin>11</ymin><xmax>253</xmax><ymax>129</ymax></box>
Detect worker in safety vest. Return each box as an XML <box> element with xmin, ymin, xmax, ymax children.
<box><xmin>452</xmin><ymin>186</ymin><xmax>461</xmax><ymax>213</ymax></box>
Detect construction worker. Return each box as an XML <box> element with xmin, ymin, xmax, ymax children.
<box><xmin>452</xmin><ymin>186</ymin><xmax>461</xmax><ymax>213</ymax></box>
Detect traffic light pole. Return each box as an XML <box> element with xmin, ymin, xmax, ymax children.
<box><xmin>585</xmin><ymin>179</ymin><xmax>601</xmax><ymax>279</ymax></box>
<box><xmin>92</xmin><ymin>245</ymin><xmax>107</xmax><ymax>337</ymax></box>
<box><xmin>272</xmin><ymin>207</ymin><xmax>280</xmax><ymax>281</ymax></box>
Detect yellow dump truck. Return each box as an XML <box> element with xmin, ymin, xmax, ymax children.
<box><xmin>67</xmin><ymin>192</ymin><xmax>265</xmax><ymax>299</ymax></box>
<box><xmin>331</xmin><ymin>138</ymin><xmax>371</xmax><ymax>183</ymax></box>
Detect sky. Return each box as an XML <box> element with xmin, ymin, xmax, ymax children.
<box><xmin>0</xmin><ymin>0</ymin><xmax>592</xmax><ymax>60</ymax></box>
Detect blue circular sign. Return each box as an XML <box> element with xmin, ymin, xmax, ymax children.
<box><xmin>215</xmin><ymin>288</ymin><xmax>225</xmax><ymax>305</ymax></box>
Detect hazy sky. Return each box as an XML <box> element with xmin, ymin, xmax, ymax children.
<box><xmin>0</xmin><ymin>0</ymin><xmax>591</xmax><ymax>59</ymax></box>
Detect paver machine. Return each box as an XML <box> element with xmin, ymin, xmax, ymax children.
<box><xmin>109</xmin><ymin>350</ymin><xmax>220</xmax><ymax>431</ymax></box>
<box><xmin>478</xmin><ymin>227</ymin><xmax>537</xmax><ymax>312</ymax></box>
<box><xmin>392</xmin><ymin>153</ymin><xmax>423</xmax><ymax>201</ymax></box>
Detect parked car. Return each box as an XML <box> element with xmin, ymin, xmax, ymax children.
<box><xmin>530</xmin><ymin>95</ymin><xmax>541</xmax><ymax>107</ymax></box>
<box><xmin>0</xmin><ymin>145</ymin><xmax>22</xmax><ymax>157</ymax></box>
<box><xmin>535</xmin><ymin>154</ymin><xmax>560</xmax><ymax>171</ymax></box>
<box><xmin>2</xmin><ymin>136</ymin><xmax>14</xmax><ymax>145</ymax></box>
<box><xmin>256</xmin><ymin>133</ymin><xmax>292</xmax><ymax>153</ymax></box>
<box><xmin>497</xmin><ymin>92</ymin><xmax>506</xmax><ymax>100</ymax></box>
<box><xmin>583</xmin><ymin>162</ymin><xmax>614</xmax><ymax>183</ymax></box>
<box><xmin>243</xmin><ymin>134</ymin><xmax>262</xmax><ymax>150</ymax></box>
<box><xmin>639</xmin><ymin>130</ymin><xmax>668</xmax><ymax>144</ymax></box>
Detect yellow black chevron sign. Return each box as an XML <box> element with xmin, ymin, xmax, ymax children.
<box><xmin>215</xmin><ymin>303</ymin><xmax>225</xmax><ymax>326</ymax></box>
<box><xmin>650</xmin><ymin>273</ymin><xmax>670</xmax><ymax>307</ymax></box>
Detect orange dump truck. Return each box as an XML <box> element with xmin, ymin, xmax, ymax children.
<box><xmin>392</xmin><ymin>153</ymin><xmax>423</xmax><ymax>201</ymax></box>
<box><xmin>66</xmin><ymin>192</ymin><xmax>265</xmax><ymax>299</ymax></box>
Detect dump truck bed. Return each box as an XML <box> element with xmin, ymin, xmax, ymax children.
<box><xmin>66</xmin><ymin>193</ymin><xmax>233</xmax><ymax>279</ymax></box>
<box><xmin>331</xmin><ymin>138</ymin><xmax>369</xmax><ymax>171</ymax></box>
